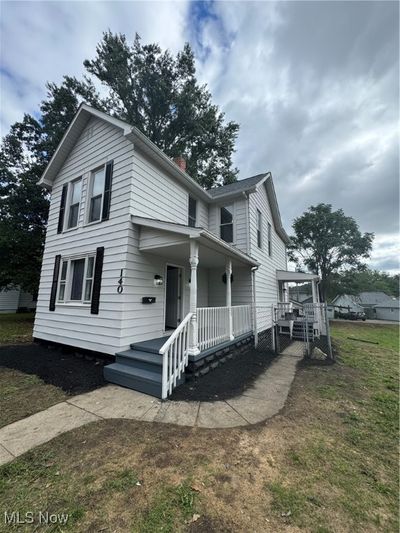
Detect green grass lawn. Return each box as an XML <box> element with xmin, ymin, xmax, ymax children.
<box><xmin>0</xmin><ymin>321</ymin><xmax>398</xmax><ymax>532</ymax></box>
<box><xmin>0</xmin><ymin>312</ymin><xmax>34</xmax><ymax>344</ymax></box>
<box><xmin>0</xmin><ymin>313</ymin><xmax>68</xmax><ymax>428</ymax></box>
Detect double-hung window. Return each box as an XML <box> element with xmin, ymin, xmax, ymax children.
<box><xmin>220</xmin><ymin>205</ymin><xmax>234</xmax><ymax>243</ymax></box>
<box><xmin>267</xmin><ymin>222</ymin><xmax>272</xmax><ymax>256</ymax></box>
<box><xmin>57</xmin><ymin>255</ymin><xmax>95</xmax><ymax>304</ymax></box>
<box><xmin>188</xmin><ymin>196</ymin><xmax>197</xmax><ymax>227</ymax></box>
<box><xmin>66</xmin><ymin>178</ymin><xmax>82</xmax><ymax>229</ymax></box>
<box><xmin>257</xmin><ymin>209</ymin><xmax>263</xmax><ymax>248</ymax></box>
<box><xmin>88</xmin><ymin>166</ymin><xmax>105</xmax><ymax>223</ymax></box>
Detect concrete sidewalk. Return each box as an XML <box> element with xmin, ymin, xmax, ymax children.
<box><xmin>0</xmin><ymin>352</ymin><xmax>300</xmax><ymax>466</ymax></box>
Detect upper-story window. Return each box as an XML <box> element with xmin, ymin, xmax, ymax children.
<box><xmin>257</xmin><ymin>209</ymin><xmax>263</xmax><ymax>248</ymax></box>
<box><xmin>220</xmin><ymin>205</ymin><xmax>234</xmax><ymax>243</ymax></box>
<box><xmin>267</xmin><ymin>222</ymin><xmax>272</xmax><ymax>256</ymax></box>
<box><xmin>188</xmin><ymin>196</ymin><xmax>197</xmax><ymax>227</ymax></box>
<box><xmin>66</xmin><ymin>178</ymin><xmax>82</xmax><ymax>229</ymax></box>
<box><xmin>88</xmin><ymin>166</ymin><xmax>105</xmax><ymax>223</ymax></box>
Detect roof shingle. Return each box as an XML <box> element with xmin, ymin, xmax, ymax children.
<box><xmin>207</xmin><ymin>173</ymin><xmax>268</xmax><ymax>198</ymax></box>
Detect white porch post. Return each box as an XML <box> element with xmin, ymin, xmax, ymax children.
<box><xmin>252</xmin><ymin>267</ymin><xmax>258</xmax><ymax>347</ymax></box>
<box><xmin>226</xmin><ymin>258</ymin><xmax>234</xmax><ymax>340</ymax></box>
<box><xmin>311</xmin><ymin>279</ymin><xmax>318</xmax><ymax>303</ymax></box>
<box><xmin>188</xmin><ymin>239</ymin><xmax>200</xmax><ymax>355</ymax></box>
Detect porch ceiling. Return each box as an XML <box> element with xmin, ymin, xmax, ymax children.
<box><xmin>132</xmin><ymin>216</ymin><xmax>259</xmax><ymax>268</ymax></box>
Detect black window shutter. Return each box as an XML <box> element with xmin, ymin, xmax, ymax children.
<box><xmin>49</xmin><ymin>255</ymin><xmax>61</xmax><ymax>311</ymax></box>
<box><xmin>57</xmin><ymin>185</ymin><xmax>68</xmax><ymax>233</ymax></box>
<box><xmin>91</xmin><ymin>247</ymin><xmax>104</xmax><ymax>314</ymax></box>
<box><xmin>101</xmin><ymin>160</ymin><xmax>114</xmax><ymax>221</ymax></box>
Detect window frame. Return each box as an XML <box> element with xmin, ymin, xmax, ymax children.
<box><xmin>86</xmin><ymin>165</ymin><xmax>106</xmax><ymax>225</ymax></box>
<box><xmin>65</xmin><ymin>177</ymin><xmax>82</xmax><ymax>230</ymax></box>
<box><xmin>257</xmin><ymin>209</ymin><xmax>263</xmax><ymax>249</ymax></box>
<box><xmin>57</xmin><ymin>253</ymin><xmax>96</xmax><ymax>305</ymax></box>
<box><xmin>188</xmin><ymin>195</ymin><xmax>197</xmax><ymax>227</ymax></box>
<box><xmin>267</xmin><ymin>222</ymin><xmax>272</xmax><ymax>257</ymax></box>
<box><xmin>220</xmin><ymin>204</ymin><xmax>234</xmax><ymax>243</ymax></box>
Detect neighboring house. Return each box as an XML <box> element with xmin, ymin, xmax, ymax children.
<box><xmin>33</xmin><ymin>104</ymin><xmax>322</xmax><ymax>398</ymax></box>
<box><xmin>356</xmin><ymin>291</ymin><xmax>394</xmax><ymax>318</ymax></box>
<box><xmin>331</xmin><ymin>294</ymin><xmax>364</xmax><ymax>314</ymax></box>
<box><xmin>0</xmin><ymin>288</ymin><xmax>36</xmax><ymax>313</ymax></box>
<box><xmin>373</xmin><ymin>300</ymin><xmax>399</xmax><ymax>322</ymax></box>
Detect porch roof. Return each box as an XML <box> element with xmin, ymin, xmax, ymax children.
<box><xmin>132</xmin><ymin>216</ymin><xmax>260</xmax><ymax>268</ymax></box>
<box><xmin>276</xmin><ymin>270</ymin><xmax>320</xmax><ymax>282</ymax></box>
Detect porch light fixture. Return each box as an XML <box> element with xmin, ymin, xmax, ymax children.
<box><xmin>154</xmin><ymin>275</ymin><xmax>164</xmax><ymax>286</ymax></box>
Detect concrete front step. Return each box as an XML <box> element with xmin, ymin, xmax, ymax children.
<box><xmin>104</xmin><ymin>362</ymin><xmax>163</xmax><ymax>398</ymax></box>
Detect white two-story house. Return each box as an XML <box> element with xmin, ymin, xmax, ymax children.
<box><xmin>33</xmin><ymin>104</ymin><xmax>321</xmax><ymax>398</ymax></box>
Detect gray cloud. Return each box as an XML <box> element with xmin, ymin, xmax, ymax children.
<box><xmin>1</xmin><ymin>1</ymin><xmax>398</xmax><ymax>272</ymax></box>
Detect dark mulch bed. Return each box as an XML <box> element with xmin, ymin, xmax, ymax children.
<box><xmin>170</xmin><ymin>348</ymin><xmax>277</xmax><ymax>402</ymax></box>
<box><xmin>0</xmin><ymin>343</ymin><xmax>106</xmax><ymax>395</ymax></box>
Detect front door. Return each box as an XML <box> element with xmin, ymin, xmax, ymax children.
<box><xmin>165</xmin><ymin>266</ymin><xmax>182</xmax><ymax>329</ymax></box>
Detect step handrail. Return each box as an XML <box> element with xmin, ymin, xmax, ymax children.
<box><xmin>159</xmin><ymin>312</ymin><xmax>193</xmax><ymax>399</ymax></box>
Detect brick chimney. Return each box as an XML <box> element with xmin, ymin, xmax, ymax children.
<box><xmin>173</xmin><ymin>156</ymin><xmax>186</xmax><ymax>172</ymax></box>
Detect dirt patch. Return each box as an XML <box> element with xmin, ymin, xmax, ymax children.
<box><xmin>0</xmin><ymin>343</ymin><xmax>106</xmax><ymax>395</ymax></box>
<box><xmin>170</xmin><ymin>348</ymin><xmax>277</xmax><ymax>401</ymax></box>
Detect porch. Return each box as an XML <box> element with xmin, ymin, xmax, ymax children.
<box><xmin>105</xmin><ymin>216</ymin><xmax>259</xmax><ymax>398</ymax></box>
<box><xmin>275</xmin><ymin>270</ymin><xmax>326</xmax><ymax>340</ymax></box>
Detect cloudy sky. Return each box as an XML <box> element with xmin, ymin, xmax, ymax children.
<box><xmin>1</xmin><ymin>1</ymin><xmax>399</xmax><ymax>272</ymax></box>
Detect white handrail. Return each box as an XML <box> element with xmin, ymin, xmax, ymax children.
<box><xmin>159</xmin><ymin>312</ymin><xmax>193</xmax><ymax>400</ymax></box>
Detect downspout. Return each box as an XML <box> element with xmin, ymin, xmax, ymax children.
<box><xmin>251</xmin><ymin>265</ymin><xmax>259</xmax><ymax>347</ymax></box>
<box><xmin>244</xmin><ymin>191</ymin><xmax>250</xmax><ymax>255</ymax></box>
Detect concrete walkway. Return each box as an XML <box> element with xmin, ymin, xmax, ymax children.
<box><xmin>0</xmin><ymin>351</ymin><xmax>301</xmax><ymax>466</ymax></box>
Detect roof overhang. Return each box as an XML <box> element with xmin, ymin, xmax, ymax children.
<box><xmin>132</xmin><ymin>216</ymin><xmax>260</xmax><ymax>267</ymax></box>
<box><xmin>276</xmin><ymin>270</ymin><xmax>320</xmax><ymax>282</ymax></box>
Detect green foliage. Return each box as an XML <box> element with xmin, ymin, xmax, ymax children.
<box><xmin>84</xmin><ymin>32</ymin><xmax>239</xmax><ymax>188</ymax></box>
<box><xmin>288</xmin><ymin>204</ymin><xmax>374</xmax><ymax>299</ymax></box>
<box><xmin>329</xmin><ymin>268</ymin><xmax>399</xmax><ymax>299</ymax></box>
<box><xmin>0</xmin><ymin>33</ymin><xmax>239</xmax><ymax>294</ymax></box>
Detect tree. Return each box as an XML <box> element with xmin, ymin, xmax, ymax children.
<box><xmin>288</xmin><ymin>204</ymin><xmax>374</xmax><ymax>300</ymax></box>
<box><xmin>82</xmin><ymin>32</ymin><xmax>239</xmax><ymax>188</ymax></box>
<box><xmin>0</xmin><ymin>33</ymin><xmax>239</xmax><ymax>293</ymax></box>
<box><xmin>329</xmin><ymin>268</ymin><xmax>399</xmax><ymax>299</ymax></box>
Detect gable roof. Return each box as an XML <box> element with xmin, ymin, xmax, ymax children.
<box><xmin>38</xmin><ymin>104</ymin><xmax>289</xmax><ymax>244</ymax></box>
<box><xmin>357</xmin><ymin>291</ymin><xmax>394</xmax><ymax>306</ymax></box>
<box><xmin>207</xmin><ymin>173</ymin><xmax>268</xmax><ymax>198</ymax></box>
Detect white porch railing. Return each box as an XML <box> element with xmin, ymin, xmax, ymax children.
<box><xmin>197</xmin><ymin>305</ymin><xmax>253</xmax><ymax>352</ymax></box>
<box><xmin>159</xmin><ymin>312</ymin><xmax>193</xmax><ymax>400</ymax></box>
<box><xmin>232</xmin><ymin>305</ymin><xmax>253</xmax><ymax>337</ymax></box>
<box><xmin>197</xmin><ymin>306</ymin><xmax>230</xmax><ymax>351</ymax></box>
<box><xmin>276</xmin><ymin>302</ymin><xmax>293</xmax><ymax>320</ymax></box>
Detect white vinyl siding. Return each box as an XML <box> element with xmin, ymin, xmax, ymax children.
<box><xmin>249</xmin><ymin>184</ymin><xmax>287</xmax><ymax>333</ymax></box>
<box><xmin>0</xmin><ymin>289</ymin><xmax>20</xmax><ymax>313</ymax></box>
<box><xmin>33</xmin><ymin>116</ymin><xmax>134</xmax><ymax>355</ymax></box>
